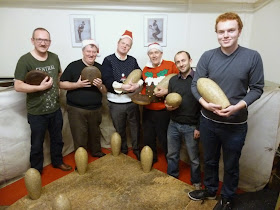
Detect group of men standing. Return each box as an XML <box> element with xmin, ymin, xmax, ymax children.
<box><xmin>14</xmin><ymin>12</ymin><xmax>264</xmax><ymax>210</ymax></box>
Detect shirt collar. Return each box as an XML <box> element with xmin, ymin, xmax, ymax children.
<box><xmin>178</xmin><ymin>68</ymin><xmax>194</xmax><ymax>79</ymax></box>
<box><xmin>145</xmin><ymin>58</ymin><xmax>163</xmax><ymax>68</ymax></box>
<box><xmin>82</xmin><ymin>58</ymin><xmax>93</xmax><ymax>67</ymax></box>
<box><xmin>115</xmin><ymin>52</ymin><xmax>127</xmax><ymax>61</ymax></box>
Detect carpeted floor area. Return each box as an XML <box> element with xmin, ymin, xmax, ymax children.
<box><xmin>1</xmin><ymin>148</ymin><xmax>277</xmax><ymax>209</ymax></box>
<box><xmin>8</xmin><ymin>153</ymin><xmax>212</xmax><ymax>209</ymax></box>
<box><xmin>0</xmin><ymin>148</ymin><xmax>200</xmax><ymax>207</ymax></box>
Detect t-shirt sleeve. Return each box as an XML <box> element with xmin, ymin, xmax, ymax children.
<box><xmin>14</xmin><ymin>56</ymin><xmax>28</xmax><ymax>81</ymax></box>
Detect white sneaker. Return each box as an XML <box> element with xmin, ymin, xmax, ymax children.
<box><xmin>193</xmin><ymin>183</ymin><xmax>202</xmax><ymax>190</ymax></box>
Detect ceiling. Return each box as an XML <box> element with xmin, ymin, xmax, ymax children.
<box><xmin>0</xmin><ymin>0</ymin><xmax>272</xmax><ymax>12</ymax></box>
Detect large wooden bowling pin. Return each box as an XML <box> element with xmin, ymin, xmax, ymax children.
<box><xmin>74</xmin><ymin>147</ymin><xmax>88</xmax><ymax>175</ymax></box>
<box><xmin>24</xmin><ymin>168</ymin><xmax>42</xmax><ymax>200</ymax></box>
<box><xmin>140</xmin><ymin>146</ymin><xmax>153</xmax><ymax>173</ymax></box>
<box><xmin>111</xmin><ymin>132</ymin><xmax>121</xmax><ymax>156</ymax></box>
<box><xmin>52</xmin><ymin>194</ymin><xmax>72</xmax><ymax>210</ymax></box>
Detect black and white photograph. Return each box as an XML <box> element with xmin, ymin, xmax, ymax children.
<box><xmin>144</xmin><ymin>15</ymin><xmax>167</xmax><ymax>46</ymax></box>
<box><xmin>70</xmin><ymin>15</ymin><xmax>95</xmax><ymax>47</ymax></box>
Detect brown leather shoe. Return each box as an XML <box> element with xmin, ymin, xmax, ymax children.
<box><xmin>54</xmin><ymin>163</ymin><xmax>72</xmax><ymax>171</ymax></box>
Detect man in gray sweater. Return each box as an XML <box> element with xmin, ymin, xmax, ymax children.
<box><xmin>188</xmin><ymin>12</ymin><xmax>264</xmax><ymax>210</ymax></box>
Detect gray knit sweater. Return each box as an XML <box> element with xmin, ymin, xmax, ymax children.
<box><xmin>191</xmin><ymin>46</ymin><xmax>264</xmax><ymax>124</ymax></box>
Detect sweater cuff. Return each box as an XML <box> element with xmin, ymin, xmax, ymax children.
<box><xmin>112</xmin><ymin>81</ymin><xmax>122</xmax><ymax>89</ymax></box>
<box><xmin>137</xmin><ymin>79</ymin><xmax>144</xmax><ymax>87</ymax></box>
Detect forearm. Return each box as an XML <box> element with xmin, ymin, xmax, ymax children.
<box><xmin>59</xmin><ymin>81</ymin><xmax>79</xmax><ymax>90</ymax></box>
<box><xmin>101</xmin><ymin>58</ymin><xmax>115</xmax><ymax>92</ymax></box>
<box><xmin>14</xmin><ymin>79</ymin><xmax>44</xmax><ymax>93</ymax></box>
<box><xmin>233</xmin><ymin>100</ymin><xmax>247</xmax><ymax>111</ymax></box>
<box><xmin>98</xmin><ymin>84</ymin><xmax>107</xmax><ymax>94</ymax></box>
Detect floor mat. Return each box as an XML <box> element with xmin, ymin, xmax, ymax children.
<box><xmin>233</xmin><ymin>188</ymin><xmax>279</xmax><ymax>210</ymax></box>
<box><xmin>8</xmin><ymin>153</ymin><xmax>195</xmax><ymax>210</ymax></box>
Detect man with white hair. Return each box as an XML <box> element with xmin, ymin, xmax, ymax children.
<box><xmin>60</xmin><ymin>39</ymin><xmax>107</xmax><ymax>158</ymax></box>
<box><xmin>102</xmin><ymin>30</ymin><xmax>143</xmax><ymax>160</ymax></box>
<box><xmin>141</xmin><ymin>42</ymin><xmax>178</xmax><ymax>164</ymax></box>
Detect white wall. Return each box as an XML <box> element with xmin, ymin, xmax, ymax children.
<box><xmin>251</xmin><ymin>0</ymin><xmax>280</xmax><ymax>84</ymax></box>
<box><xmin>0</xmin><ymin>5</ymin><xmax>255</xmax><ymax>78</ymax></box>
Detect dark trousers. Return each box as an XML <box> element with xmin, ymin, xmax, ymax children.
<box><xmin>67</xmin><ymin>105</ymin><xmax>102</xmax><ymax>156</ymax></box>
<box><xmin>108</xmin><ymin>101</ymin><xmax>140</xmax><ymax>153</ymax></box>
<box><xmin>200</xmin><ymin>116</ymin><xmax>247</xmax><ymax>199</ymax></box>
<box><xmin>27</xmin><ymin>109</ymin><xmax>64</xmax><ymax>172</ymax></box>
<box><xmin>142</xmin><ymin>108</ymin><xmax>170</xmax><ymax>162</ymax></box>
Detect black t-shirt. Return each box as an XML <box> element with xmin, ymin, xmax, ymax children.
<box><xmin>60</xmin><ymin>59</ymin><xmax>102</xmax><ymax>110</ymax></box>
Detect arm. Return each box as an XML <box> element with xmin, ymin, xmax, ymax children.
<box><xmin>165</xmin><ymin>100</ymin><xmax>179</xmax><ymax>111</ymax></box>
<box><xmin>241</xmin><ymin>52</ymin><xmax>264</xmax><ymax>106</ymax></box>
<box><xmin>59</xmin><ymin>75</ymin><xmax>91</xmax><ymax>90</ymax></box>
<box><xmin>154</xmin><ymin>87</ymin><xmax>168</xmax><ymax>97</ymax></box>
<box><xmin>214</xmin><ymin>100</ymin><xmax>246</xmax><ymax>117</ymax></box>
<box><xmin>101</xmin><ymin>57</ymin><xmax>115</xmax><ymax>93</ymax></box>
<box><xmin>92</xmin><ymin>78</ymin><xmax>107</xmax><ymax>94</ymax></box>
<box><xmin>14</xmin><ymin>77</ymin><xmax>53</xmax><ymax>93</ymax></box>
<box><xmin>154</xmin><ymin>64</ymin><xmax>177</xmax><ymax>98</ymax></box>
<box><xmin>120</xmin><ymin>79</ymin><xmax>143</xmax><ymax>93</ymax></box>
<box><xmin>191</xmin><ymin>52</ymin><xmax>223</xmax><ymax>112</ymax></box>
<box><xmin>113</xmin><ymin>57</ymin><xmax>143</xmax><ymax>93</ymax></box>
<box><xmin>165</xmin><ymin>77</ymin><xmax>178</xmax><ymax>110</ymax></box>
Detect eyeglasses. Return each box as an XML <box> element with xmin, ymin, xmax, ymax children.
<box><xmin>33</xmin><ymin>38</ymin><xmax>51</xmax><ymax>44</ymax></box>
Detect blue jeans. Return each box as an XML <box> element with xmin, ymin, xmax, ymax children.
<box><xmin>27</xmin><ymin>109</ymin><xmax>64</xmax><ymax>172</ymax></box>
<box><xmin>167</xmin><ymin>120</ymin><xmax>201</xmax><ymax>184</ymax></box>
<box><xmin>200</xmin><ymin>116</ymin><xmax>247</xmax><ymax>199</ymax></box>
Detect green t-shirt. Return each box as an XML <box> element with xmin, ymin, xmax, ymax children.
<box><xmin>14</xmin><ymin>52</ymin><xmax>61</xmax><ymax>115</ymax></box>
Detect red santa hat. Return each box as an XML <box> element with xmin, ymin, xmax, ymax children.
<box><xmin>147</xmin><ymin>42</ymin><xmax>163</xmax><ymax>53</ymax></box>
<box><xmin>82</xmin><ymin>39</ymin><xmax>100</xmax><ymax>54</ymax></box>
<box><xmin>120</xmin><ymin>30</ymin><xmax>133</xmax><ymax>41</ymax></box>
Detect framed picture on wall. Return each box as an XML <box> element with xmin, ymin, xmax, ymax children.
<box><xmin>144</xmin><ymin>15</ymin><xmax>167</xmax><ymax>47</ymax></box>
<box><xmin>69</xmin><ymin>14</ymin><xmax>95</xmax><ymax>47</ymax></box>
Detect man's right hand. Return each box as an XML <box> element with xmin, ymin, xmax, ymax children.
<box><xmin>76</xmin><ymin>75</ymin><xmax>91</xmax><ymax>88</ymax></box>
<box><xmin>165</xmin><ymin>100</ymin><xmax>179</xmax><ymax>111</ymax></box>
<box><xmin>39</xmin><ymin>76</ymin><xmax>53</xmax><ymax>91</ymax></box>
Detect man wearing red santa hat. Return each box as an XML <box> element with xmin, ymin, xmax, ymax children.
<box><xmin>141</xmin><ymin>42</ymin><xmax>179</xmax><ymax>164</ymax></box>
<box><xmin>102</xmin><ymin>30</ymin><xmax>143</xmax><ymax>160</ymax></box>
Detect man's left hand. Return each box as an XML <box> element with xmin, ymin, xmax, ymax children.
<box><xmin>154</xmin><ymin>87</ymin><xmax>168</xmax><ymax>97</ymax></box>
<box><xmin>194</xmin><ymin>129</ymin><xmax>200</xmax><ymax>139</ymax></box>
<box><xmin>214</xmin><ymin>105</ymin><xmax>237</xmax><ymax>117</ymax></box>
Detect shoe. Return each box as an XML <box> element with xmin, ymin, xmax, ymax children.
<box><xmin>188</xmin><ymin>189</ymin><xmax>216</xmax><ymax>201</ymax></box>
<box><xmin>193</xmin><ymin>183</ymin><xmax>202</xmax><ymax>190</ymax></box>
<box><xmin>121</xmin><ymin>150</ymin><xmax>128</xmax><ymax>155</ymax></box>
<box><xmin>133</xmin><ymin>150</ymin><xmax>140</xmax><ymax>160</ymax></box>
<box><xmin>92</xmin><ymin>152</ymin><xmax>106</xmax><ymax>158</ymax></box>
<box><xmin>213</xmin><ymin>197</ymin><xmax>233</xmax><ymax>210</ymax></box>
<box><xmin>152</xmin><ymin>158</ymin><xmax>158</xmax><ymax>164</ymax></box>
<box><xmin>54</xmin><ymin>163</ymin><xmax>72</xmax><ymax>171</ymax></box>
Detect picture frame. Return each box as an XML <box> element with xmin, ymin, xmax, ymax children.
<box><xmin>69</xmin><ymin>14</ymin><xmax>95</xmax><ymax>47</ymax></box>
<box><xmin>144</xmin><ymin>15</ymin><xmax>167</xmax><ymax>47</ymax></box>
